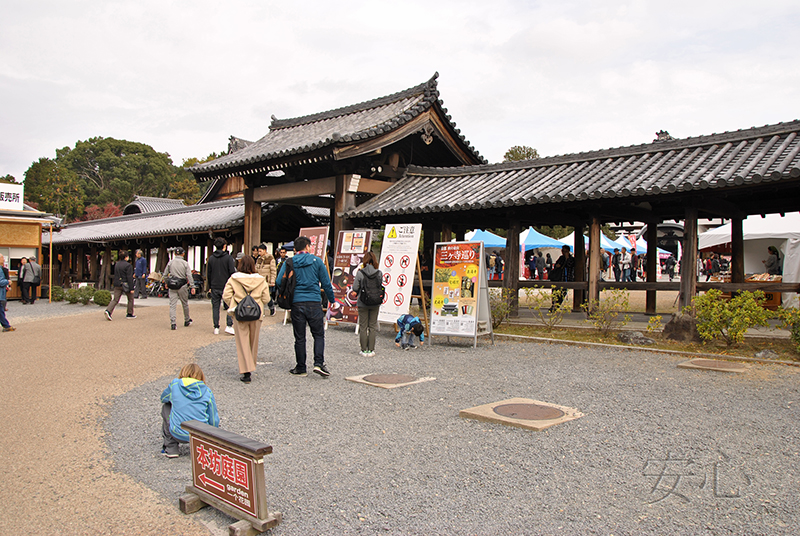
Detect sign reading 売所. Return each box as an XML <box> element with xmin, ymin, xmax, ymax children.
<box><xmin>0</xmin><ymin>183</ymin><xmax>24</xmax><ymax>211</ymax></box>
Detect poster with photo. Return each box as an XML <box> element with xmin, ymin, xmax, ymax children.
<box><xmin>430</xmin><ymin>241</ymin><xmax>483</xmax><ymax>337</ymax></box>
<box><xmin>299</xmin><ymin>226</ymin><xmax>329</xmax><ymax>261</ymax></box>
<box><xmin>326</xmin><ymin>230</ymin><xmax>373</xmax><ymax>324</ymax></box>
<box><xmin>378</xmin><ymin>223</ymin><xmax>422</xmax><ymax>324</ymax></box>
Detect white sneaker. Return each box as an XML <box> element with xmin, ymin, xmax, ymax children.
<box><xmin>367</xmin><ymin>351</ymin><xmax>376</xmax><ymax>357</ymax></box>
<box><xmin>225</xmin><ymin>326</ymin><xmax>235</xmax><ymax>335</ymax></box>
<box><xmin>359</xmin><ymin>351</ymin><xmax>368</xmax><ymax>357</ymax></box>
<box><xmin>214</xmin><ymin>328</ymin><xmax>220</xmax><ymax>335</ymax></box>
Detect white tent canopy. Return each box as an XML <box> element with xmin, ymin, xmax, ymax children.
<box><xmin>697</xmin><ymin>212</ymin><xmax>800</xmax><ymax>307</ymax></box>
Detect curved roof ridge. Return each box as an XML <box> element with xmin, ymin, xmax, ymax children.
<box><xmin>408</xmin><ymin>119</ymin><xmax>800</xmax><ymax>177</ymax></box>
<box><xmin>269</xmin><ymin>73</ymin><xmax>439</xmax><ymax>130</ymax></box>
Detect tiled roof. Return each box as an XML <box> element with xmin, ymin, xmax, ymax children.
<box><xmin>190</xmin><ymin>73</ymin><xmax>485</xmax><ymax>180</ymax></box>
<box><xmin>122</xmin><ymin>196</ymin><xmax>186</xmax><ymax>215</ymax></box>
<box><xmin>346</xmin><ymin>120</ymin><xmax>800</xmax><ymax>219</ymax></box>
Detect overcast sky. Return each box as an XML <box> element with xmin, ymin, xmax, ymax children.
<box><xmin>2</xmin><ymin>1</ymin><xmax>799</xmax><ymax>183</ymax></box>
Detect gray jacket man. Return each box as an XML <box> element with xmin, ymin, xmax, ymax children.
<box><xmin>163</xmin><ymin>248</ymin><xmax>194</xmax><ymax>330</ymax></box>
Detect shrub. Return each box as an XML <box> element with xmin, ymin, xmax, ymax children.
<box><xmin>777</xmin><ymin>307</ymin><xmax>800</xmax><ymax>354</ymax></box>
<box><xmin>51</xmin><ymin>285</ymin><xmax>66</xmax><ymax>302</ymax></box>
<box><xmin>690</xmin><ymin>289</ymin><xmax>773</xmax><ymax>347</ymax></box>
<box><xmin>489</xmin><ymin>288</ymin><xmax>516</xmax><ymax>329</ymax></box>
<box><xmin>646</xmin><ymin>315</ymin><xmax>663</xmax><ymax>334</ymax></box>
<box><xmin>65</xmin><ymin>288</ymin><xmax>81</xmax><ymax>304</ymax></box>
<box><xmin>77</xmin><ymin>286</ymin><xmax>96</xmax><ymax>305</ymax></box>
<box><xmin>523</xmin><ymin>286</ymin><xmax>571</xmax><ymax>330</ymax></box>
<box><xmin>93</xmin><ymin>289</ymin><xmax>112</xmax><ymax>307</ymax></box>
<box><xmin>582</xmin><ymin>288</ymin><xmax>632</xmax><ymax>335</ymax></box>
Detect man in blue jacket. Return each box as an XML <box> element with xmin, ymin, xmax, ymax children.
<box><xmin>133</xmin><ymin>249</ymin><xmax>148</xmax><ymax>299</ymax></box>
<box><xmin>275</xmin><ymin>235</ymin><xmax>336</xmax><ymax>377</ymax></box>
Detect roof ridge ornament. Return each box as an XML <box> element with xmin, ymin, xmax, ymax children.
<box><xmin>421</xmin><ymin>124</ymin><xmax>435</xmax><ymax>145</ymax></box>
<box><xmin>654</xmin><ymin>130</ymin><xmax>675</xmax><ymax>142</ymax></box>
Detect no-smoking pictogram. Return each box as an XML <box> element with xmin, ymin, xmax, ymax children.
<box><xmin>397</xmin><ymin>274</ymin><xmax>407</xmax><ymax>287</ymax></box>
<box><xmin>382</xmin><ymin>273</ymin><xmax>391</xmax><ymax>286</ymax></box>
<box><xmin>384</xmin><ymin>255</ymin><xmax>394</xmax><ymax>268</ymax></box>
<box><xmin>393</xmin><ymin>293</ymin><xmax>404</xmax><ymax>306</ymax></box>
<box><xmin>382</xmin><ymin>293</ymin><xmax>388</xmax><ymax>305</ymax></box>
<box><xmin>400</xmin><ymin>255</ymin><xmax>411</xmax><ymax>269</ymax></box>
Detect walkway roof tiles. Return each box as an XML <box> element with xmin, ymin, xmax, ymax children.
<box><xmin>122</xmin><ymin>196</ymin><xmax>186</xmax><ymax>215</ymax></box>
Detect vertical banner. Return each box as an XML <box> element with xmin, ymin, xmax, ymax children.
<box><xmin>298</xmin><ymin>226</ymin><xmax>329</xmax><ymax>261</ymax></box>
<box><xmin>430</xmin><ymin>241</ymin><xmax>483</xmax><ymax>338</ymax></box>
<box><xmin>378</xmin><ymin>223</ymin><xmax>422</xmax><ymax>323</ymax></box>
<box><xmin>327</xmin><ymin>230</ymin><xmax>373</xmax><ymax>324</ymax></box>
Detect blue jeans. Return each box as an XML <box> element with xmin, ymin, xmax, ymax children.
<box><xmin>291</xmin><ymin>301</ymin><xmax>326</xmax><ymax>369</ymax></box>
<box><xmin>622</xmin><ymin>268</ymin><xmax>631</xmax><ymax>282</ymax></box>
<box><xmin>210</xmin><ymin>288</ymin><xmax>233</xmax><ymax>329</ymax></box>
<box><xmin>0</xmin><ymin>300</ymin><xmax>9</xmax><ymax>328</ymax></box>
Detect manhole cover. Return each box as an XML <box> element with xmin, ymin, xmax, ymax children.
<box><xmin>691</xmin><ymin>359</ymin><xmax>743</xmax><ymax>370</ymax></box>
<box><xmin>493</xmin><ymin>403</ymin><xmax>564</xmax><ymax>421</ymax></box>
<box><xmin>362</xmin><ymin>374</ymin><xmax>417</xmax><ymax>384</ymax></box>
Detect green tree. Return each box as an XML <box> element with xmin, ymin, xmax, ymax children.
<box><xmin>168</xmin><ymin>170</ymin><xmax>201</xmax><ymax>205</ymax></box>
<box><xmin>503</xmin><ymin>145</ymin><xmax>540</xmax><ymax>162</ymax></box>
<box><xmin>536</xmin><ymin>225</ymin><xmax>572</xmax><ymax>239</ymax></box>
<box><xmin>23</xmin><ymin>157</ymin><xmax>85</xmax><ymax>220</ymax></box>
<box><xmin>0</xmin><ymin>174</ymin><xmax>20</xmax><ymax>184</ymax></box>
<box><xmin>58</xmin><ymin>137</ymin><xmax>175</xmax><ymax>207</ymax></box>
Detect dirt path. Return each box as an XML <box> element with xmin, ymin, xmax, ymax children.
<box><xmin>0</xmin><ymin>300</ymin><xmax>228</xmax><ymax>535</ymax></box>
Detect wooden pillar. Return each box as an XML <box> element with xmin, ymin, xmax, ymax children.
<box><xmin>157</xmin><ymin>243</ymin><xmax>168</xmax><ymax>272</ymax></box>
<box><xmin>573</xmin><ymin>226</ymin><xmax>585</xmax><ymax>311</ymax></box>
<box><xmin>645</xmin><ymin>223</ymin><xmax>659</xmax><ymax>314</ymax></box>
<box><xmin>504</xmin><ymin>220</ymin><xmax>521</xmax><ymax>316</ymax></box>
<box><xmin>455</xmin><ymin>227</ymin><xmax>465</xmax><ymax>241</ymax></box>
<box><xmin>731</xmin><ymin>217</ymin><xmax>744</xmax><ymax>284</ymax></box>
<box><xmin>587</xmin><ymin>217</ymin><xmax>601</xmax><ymax>309</ymax></box>
<box><xmin>76</xmin><ymin>247</ymin><xmax>85</xmax><ymax>281</ymax></box>
<box><xmin>243</xmin><ymin>186</ymin><xmax>261</xmax><ymax>254</ymax></box>
<box><xmin>103</xmin><ymin>247</ymin><xmax>112</xmax><ymax>289</ymax></box>
<box><xmin>333</xmin><ymin>174</ymin><xmax>357</xmax><ymax>238</ymax></box>
<box><xmin>89</xmin><ymin>246</ymin><xmax>99</xmax><ymax>282</ymax></box>
<box><xmin>679</xmin><ymin>207</ymin><xmax>698</xmax><ymax>310</ymax></box>
<box><xmin>60</xmin><ymin>251</ymin><xmax>71</xmax><ymax>286</ymax></box>
<box><xmin>233</xmin><ymin>236</ymin><xmax>243</xmax><ymax>259</ymax></box>
<box><xmin>441</xmin><ymin>222</ymin><xmax>452</xmax><ymax>243</ymax></box>
<box><xmin>424</xmin><ymin>225</ymin><xmax>439</xmax><ymax>251</ymax></box>
<box><xmin>205</xmin><ymin>238</ymin><xmax>213</xmax><ymax>291</ymax></box>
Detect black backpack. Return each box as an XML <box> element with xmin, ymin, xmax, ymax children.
<box><xmin>235</xmin><ymin>292</ymin><xmax>262</xmax><ymax>322</ymax></box>
<box><xmin>275</xmin><ymin>258</ymin><xmax>296</xmax><ymax>310</ymax></box>
<box><xmin>359</xmin><ymin>270</ymin><xmax>385</xmax><ymax>306</ymax></box>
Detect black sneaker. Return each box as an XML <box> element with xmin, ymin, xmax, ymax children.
<box><xmin>184</xmin><ymin>319</ymin><xmax>193</xmax><ymax>327</ymax></box>
<box><xmin>289</xmin><ymin>366</ymin><xmax>307</xmax><ymax>376</ymax></box>
<box><xmin>126</xmin><ymin>314</ymin><xmax>136</xmax><ymax>319</ymax></box>
<box><xmin>408</xmin><ymin>343</ymin><xmax>417</xmax><ymax>349</ymax></box>
<box><xmin>240</xmin><ymin>372</ymin><xmax>251</xmax><ymax>383</ymax></box>
<box><xmin>402</xmin><ymin>345</ymin><xmax>410</xmax><ymax>351</ymax></box>
<box><xmin>313</xmin><ymin>364</ymin><xmax>330</xmax><ymax>377</ymax></box>
<box><xmin>104</xmin><ymin>310</ymin><xmax>112</xmax><ymax>321</ymax></box>
<box><xmin>161</xmin><ymin>449</ymin><xmax>178</xmax><ymax>459</ymax></box>
<box><xmin>269</xmin><ymin>306</ymin><xmax>276</xmax><ymax>316</ymax></box>
<box><xmin>171</xmin><ymin>324</ymin><xmax>177</xmax><ymax>330</ymax></box>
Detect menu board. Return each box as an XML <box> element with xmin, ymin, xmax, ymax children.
<box><xmin>378</xmin><ymin>223</ymin><xmax>422</xmax><ymax>323</ymax></box>
<box><xmin>430</xmin><ymin>241</ymin><xmax>483</xmax><ymax>336</ymax></box>
<box><xmin>326</xmin><ymin>230</ymin><xmax>373</xmax><ymax>324</ymax></box>
<box><xmin>298</xmin><ymin>226</ymin><xmax>329</xmax><ymax>261</ymax></box>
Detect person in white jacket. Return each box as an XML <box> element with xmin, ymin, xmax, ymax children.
<box><xmin>620</xmin><ymin>247</ymin><xmax>632</xmax><ymax>282</ymax></box>
<box><xmin>222</xmin><ymin>255</ymin><xmax>271</xmax><ymax>383</ymax></box>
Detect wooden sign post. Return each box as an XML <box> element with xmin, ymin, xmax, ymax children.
<box><xmin>179</xmin><ymin>421</ymin><xmax>282</xmax><ymax>535</ymax></box>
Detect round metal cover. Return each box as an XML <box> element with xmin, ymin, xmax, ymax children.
<box><xmin>362</xmin><ymin>374</ymin><xmax>417</xmax><ymax>384</ymax></box>
<box><xmin>493</xmin><ymin>403</ymin><xmax>564</xmax><ymax>421</ymax></box>
<box><xmin>692</xmin><ymin>359</ymin><xmax>742</xmax><ymax>370</ymax></box>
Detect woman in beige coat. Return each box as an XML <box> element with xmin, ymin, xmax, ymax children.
<box><xmin>222</xmin><ymin>255</ymin><xmax>271</xmax><ymax>383</ymax></box>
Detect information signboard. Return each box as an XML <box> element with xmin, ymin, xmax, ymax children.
<box><xmin>190</xmin><ymin>435</ymin><xmax>258</xmax><ymax>518</ymax></box>
<box><xmin>298</xmin><ymin>226</ymin><xmax>329</xmax><ymax>261</ymax></box>
<box><xmin>378</xmin><ymin>223</ymin><xmax>421</xmax><ymax>323</ymax></box>
<box><xmin>327</xmin><ymin>230</ymin><xmax>373</xmax><ymax>324</ymax></box>
<box><xmin>0</xmin><ymin>183</ymin><xmax>23</xmax><ymax>211</ymax></box>
<box><xmin>430</xmin><ymin>241</ymin><xmax>493</xmax><ymax>347</ymax></box>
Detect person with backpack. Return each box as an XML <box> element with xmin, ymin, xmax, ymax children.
<box><xmin>352</xmin><ymin>251</ymin><xmax>383</xmax><ymax>357</ymax></box>
<box><xmin>207</xmin><ymin>237</ymin><xmax>236</xmax><ymax>335</ymax></box>
<box><xmin>222</xmin><ymin>255</ymin><xmax>271</xmax><ymax>383</ymax></box>
<box><xmin>104</xmin><ymin>251</ymin><xmax>135</xmax><ymax>320</ymax></box>
<box><xmin>162</xmin><ymin>248</ymin><xmax>194</xmax><ymax>330</ymax></box>
<box><xmin>275</xmin><ymin>235</ymin><xmax>336</xmax><ymax>377</ymax></box>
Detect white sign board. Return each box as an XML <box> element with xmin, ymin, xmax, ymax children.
<box><xmin>0</xmin><ymin>183</ymin><xmax>24</xmax><ymax>211</ymax></box>
<box><xmin>378</xmin><ymin>223</ymin><xmax>422</xmax><ymax>323</ymax></box>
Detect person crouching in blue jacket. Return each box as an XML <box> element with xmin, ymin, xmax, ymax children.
<box><xmin>160</xmin><ymin>364</ymin><xmax>219</xmax><ymax>458</ymax></box>
<box><xmin>395</xmin><ymin>314</ymin><xmax>425</xmax><ymax>350</ymax></box>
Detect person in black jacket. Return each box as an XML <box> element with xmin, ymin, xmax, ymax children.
<box><xmin>105</xmin><ymin>251</ymin><xmax>135</xmax><ymax>320</ymax></box>
<box><xmin>207</xmin><ymin>237</ymin><xmax>237</xmax><ymax>335</ymax></box>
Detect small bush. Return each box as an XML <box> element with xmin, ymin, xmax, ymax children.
<box><xmin>646</xmin><ymin>315</ymin><xmax>663</xmax><ymax>334</ymax></box>
<box><xmin>523</xmin><ymin>286</ymin><xmax>571</xmax><ymax>330</ymax></box>
<box><xmin>690</xmin><ymin>289</ymin><xmax>773</xmax><ymax>347</ymax></box>
<box><xmin>65</xmin><ymin>288</ymin><xmax>81</xmax><ymax>304</ymax></box>
<box><xmin>51</xmin><ymin>285</ymin><xmax>66</xmax><ymax>302</ymax></box>
<box><xmin>77</xmin><ymin>286</ymin><xmax>96</xmax><ymax>305</ymax></box>
<box><xmin>93</xmin><ymin>289</ymin><xmax>112</xmax><ymax>307</ymax></box>
<box><xmin>582</xmin><ymin>288</ymin><xmax>632</xmax><ymax>335</ymax></box>
<box><xmin>489</xmin><ymin>288</ymin><xmax>516</xmax><ymax>329</ymax></box>
<box><xmin>777</xmin><ymin>307</ymin><xmax>800</xmax><ymax>354</ymax></box>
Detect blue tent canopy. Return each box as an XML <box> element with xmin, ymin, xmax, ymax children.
<box><xmin>465</xmin><ymin>229</ymin><xmax>507</xmax><ymax>249</ymax></box>
<box><xmin>519</xmin><ymin>226</ymin><xmax>565</xmax><ymax>251</ymax></box>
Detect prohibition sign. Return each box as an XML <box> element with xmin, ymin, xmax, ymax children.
<box><xmin>396</xmin><ymin>274</ymin><xmax>407</xmax><ymax>287</ymax></box>
<box><xmin>384</xmin><ymin>255</ymin><xmax>394</xmax><ymax>268</ymax></box>
<box><xmin>382</xmin><ymin>273</ymin><xmax>391</xmax><ymax>286</ymax></box>
<box><xmin>399</xmin><ymin>255</ymin><xmax>411</xmax><ymax>269</ymax></box>
<box><xmin>393</xmin><ymin>293</ymin><xmax>404</xmax><ymax>306</ymax></box>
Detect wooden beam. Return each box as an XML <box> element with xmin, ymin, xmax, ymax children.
<box><xmin>587</xmin><ymin>217</ymin><xmax>601</xmax><ymax>310</ymax></box>
<box><xmin>269</xmin><ymin>196</ymin><xmax>335</xmax><ymax>208</ymax></box>
<box><xmin>679</xmin><ymin>207</ymin><xmax>698</xmax><ymax>310</ymax></box>
<box><xmin>731</xmin><ymin>217</ymin><xmax>744</xmax><ymax>284</ymax></box>
<box><xmin>253</xmin><ymin>177</ymin><xmax>336</xmax><ymax>203</ymax></box>
<box><xmin>333</xmin><ymin>174</ymin><xmax>356</xmax><ymax>237</ymax></box>
<box><xmin>645</xmin><ymin>224</ymin><xmax>658</xmax><ymax>314</ymax></box>
<box><xmin>356</xmin><ymin>177</ymin><xmax>394</xmax><ymax>195</ymax></box>
<box><xmin>504</xmin><ymin>220</ymin><xmax>521</xmax><ymax>316</ymax></box>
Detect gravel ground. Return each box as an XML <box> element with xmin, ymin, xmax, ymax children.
<box><xmin>106</xmin><ymin>320</ymin><xmax>800</xmax><ymax>535</ymax></box>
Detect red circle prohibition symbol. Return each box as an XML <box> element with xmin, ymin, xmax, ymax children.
<box><xmin>382</xmin><ymin>273</ymin><xmax>391</xmax><ymax>286</ymax></box>
<box><xmin>382</xmin><ymin>293</ymin><xmax>389</xmax><ymax>305</ymax></box>
<box><xmin>400</xmin><ymin>255</ymin><xmax>411</xmax><ymax>268</ymax></box>
<box><xmin>384</xmin><ymin>255</ymin><xmax>394</xmax><ymax>267</ymax></box>
<box><xmin>397</xmin><ymin>274</ymin><xmax>407</xmax><ymax>287</ymax></box>
<box><xmin>393</xmin><ymin>293</ymin><xmax>404</xmax><ymax>306</ymax></box>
